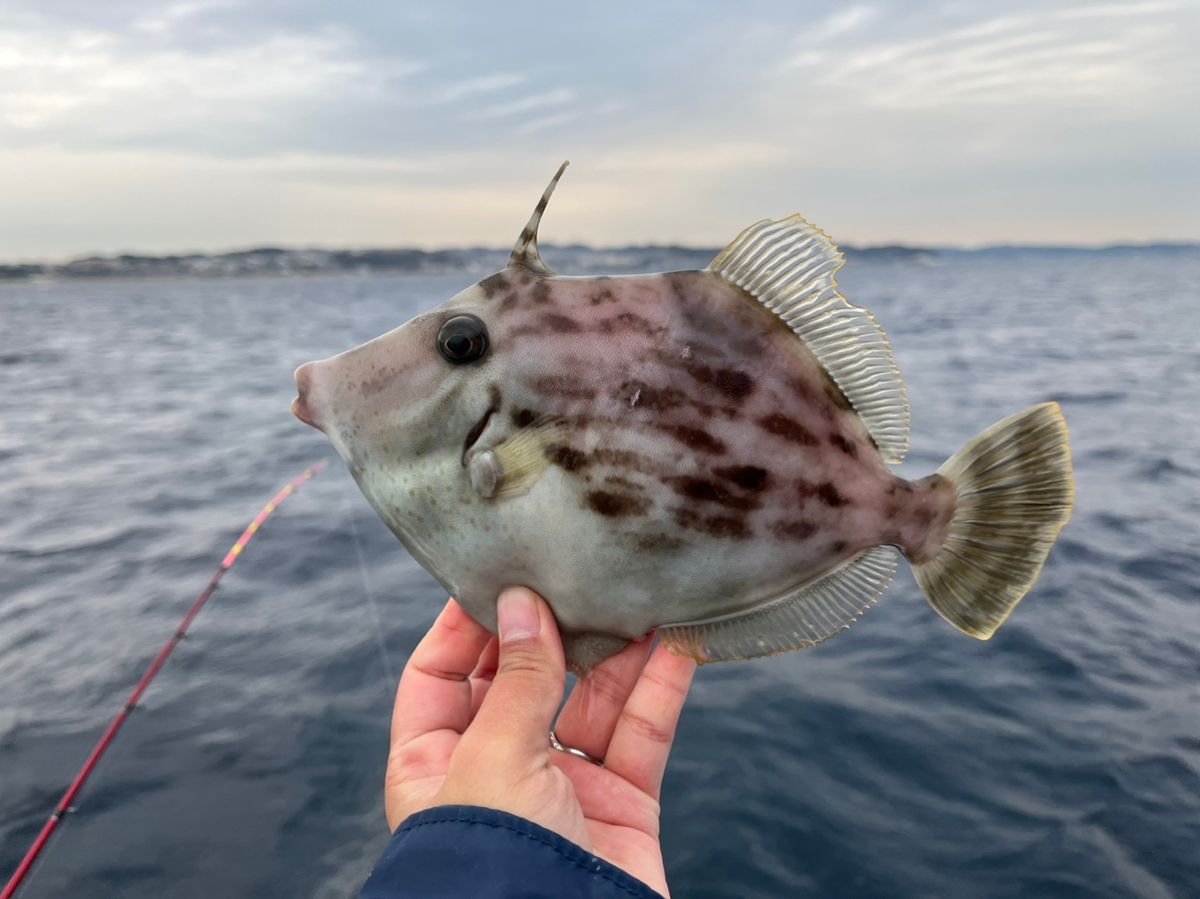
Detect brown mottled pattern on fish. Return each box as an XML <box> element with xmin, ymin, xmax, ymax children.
<box><xmin>293</xmin><ymin>163</ymin><xmax>1075</xmax><ymax>672</ymax></box>
<box><xmin>470</xmin><ymin>267</ymin><xmax>955</xmax><ymax>581</ymax></box>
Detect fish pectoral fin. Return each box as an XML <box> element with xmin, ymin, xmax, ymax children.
<box><xmin>707</xmin><ymin>215</ymin><xmax>910</xmax><ymax>463</ymax></box>
<box><xmin>468</xmin><ymin>415</ymin><xmax>570</xmax><ymax>499</ymax></box>
<box><xmin>659</xmin><ymin>546</ymin><xmax>899</xmax><ymax>663</ymax></box>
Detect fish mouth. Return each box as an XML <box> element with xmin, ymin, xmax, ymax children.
<box><xmin>461</xmin><ymin>402</ymin><xmax>498</xmax><ymax>465</ymax></box>
<box><xmin>292</xmin><ymin>362</ymin><xmax>323</xmax><ymax>431</ymax></box>
<box><xmin>291</xmin><ymin>395</ymin><xmax>317</xmax><ymax>428</ymax></box>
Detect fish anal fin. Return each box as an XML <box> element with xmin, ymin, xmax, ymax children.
<box><xmin>468</xmin><ymin>416</ymin><xmax>570</xmax><ymax>499</ymax></box>
<box><xmin>659</xmin><ymin>546</ymin><xmax>898</xmax><ymax>662</ymax></box>
<box><xmin>707</xmin><ymin>215</ymin><xmax>910</xmax><ymax>463</ymax></box>
<box><xmin>561</xmin><ymin>630</ymin><xmax>632</xmax><ymax>676</ymax></box>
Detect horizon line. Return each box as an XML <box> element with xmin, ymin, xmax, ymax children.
<box><xmin>6</xmin><ymin>238</ymin><xmax>1199</xmax><ymax>268</ymax></box>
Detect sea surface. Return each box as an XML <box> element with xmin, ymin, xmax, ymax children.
<box><xmin>2</xmin><ymin>252</ymin><xmax>1198</xmax><ymax>898</ymax></box>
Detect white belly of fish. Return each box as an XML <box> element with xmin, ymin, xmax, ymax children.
<box><xmin>355</xmin><ymin>453</ymin><xmax>841</xmax><ymax>642</ymax></box>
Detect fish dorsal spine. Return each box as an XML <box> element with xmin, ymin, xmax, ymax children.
<box><xmin>508</xmin><ymin>160</ymin><xmax>569</xmax><ymax>276</ymax></box>
<box><xmin>707</xmin><ymin>215</ymin><xmax>911</xmax><ymax>463</ymax></box>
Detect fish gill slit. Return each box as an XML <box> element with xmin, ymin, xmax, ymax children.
<box><xmin>461</xmin><ymin>385</ymin><xmax>501</xmax><ymax>465</ymax></box>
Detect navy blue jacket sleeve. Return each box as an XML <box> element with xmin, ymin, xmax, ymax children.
<box><xmin>359</xmin><ymin>805</ymin><xmax>666</xmax><ymax>899</ymax></box>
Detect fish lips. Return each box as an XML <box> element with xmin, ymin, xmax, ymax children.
<box><xmin>292</xmin><ymin>361</ymin><xmax>323</xmax><ymax>431</ymax></box>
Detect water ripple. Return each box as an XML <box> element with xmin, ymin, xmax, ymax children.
<box><xmin>2</xmin><ymin>257</ymin><xmax>1198</xmax><ymax>897</ymax></box>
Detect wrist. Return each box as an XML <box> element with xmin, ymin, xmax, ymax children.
<box><xmin>368</xmin><ymin>805</ymin><xmax>667</xmax><ymax>899</ymax></box>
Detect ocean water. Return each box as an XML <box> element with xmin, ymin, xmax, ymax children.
<box><xmin>1</xmin><ymin>252</ymin><xmax>1198</xmax><ymax>898</ymax></box>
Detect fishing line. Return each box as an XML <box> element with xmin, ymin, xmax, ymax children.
<box><xmin>1</xmin><ymin>460</ymin><xmax>327</xmax><ymax>899</ymax></box>
<box><xmin>342</xmin><ymin>283</ymin><xmax>397</xmax><ymax>690</ymax></box>
<box><xmin>342</xmin><ymin>490</ymin><xmax>397</xmax><ymax>685</ymax></box>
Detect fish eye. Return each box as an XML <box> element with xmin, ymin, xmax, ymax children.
<box><xmin>437</xmin><ymin>314</ymin><xmax>489</xmax><ymax>364</ymax></box>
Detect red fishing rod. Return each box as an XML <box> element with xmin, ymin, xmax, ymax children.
<box><xmin>1</xmin><ymin>460</ymin><xmax>328</xmax><ymax>899</ymax></box>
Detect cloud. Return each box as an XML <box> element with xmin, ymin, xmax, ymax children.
<box><xmin>429</xmin><ymin>73</ymin><xmax>527</xmax><ymax>104</ymax></box>
<box><xmin>0</xmin><ymin>24</ymin><xmax>425</xmax><ymax>144</ymax></box>
<box><xmin>0</xmin><ymin>0</ymin><xmax>1195</xmax><ymax>256</ymax></box>
<box><xmin>130</xmin><ymin>0</ymin><xmax>237</xmax><ymax>35</ymax></box>
<box><xmin>513</xmin><ymin>111</ymin><xmax>580</xmax><ymax>135</ymax></box>
<box><xmin>809</xmin><ymin>5</ymin><xmax>877</xmax><ymax>42</ymax></box>
<box><xmin>1056</xmin><ymin>1</ymin><xmax>1192</xmax><ymax>19</ymax></box>
<box><xmin>782</xmin><ymin>3</ymin><xmax>1193</xmax><ymax>113</ymax></box>
<box><xmin>594</xmin><ymin>141</ymin><xmax>789</xmax><ymax>175</ymax></box>
<box><xmin>473</xmin><ymin>88</ymin><xmax>576</xmax><ymax>120</ymax></box>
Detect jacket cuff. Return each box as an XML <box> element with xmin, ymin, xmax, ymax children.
<box><xmin>359</xmin><ymin>805</ymin><xmax>665</xmax><ymax>898</ymax></box>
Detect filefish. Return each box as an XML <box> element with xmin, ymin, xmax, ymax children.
<box><xmin>292</xmin><ymin>163</ymin><xmax>1075</xmax><ymax>673</ymax></box>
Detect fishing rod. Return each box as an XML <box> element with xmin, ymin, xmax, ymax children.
<box><xmin>1</xmin><ymin>460</ymin><xmax>328</xmax><ymax>899</ymax></box>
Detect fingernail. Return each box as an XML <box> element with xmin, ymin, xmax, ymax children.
<box><xmin>498</xmin><ymin>589</ymin><xmax>539</xmax><ymax>644</ymax></box>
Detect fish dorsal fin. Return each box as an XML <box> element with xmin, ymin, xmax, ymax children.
<box><xmin>707</xmin><ymin>215</ymin><xmax>910</xmax><ymax>463</ymax></box>
<box><xmin>659</xmin><ymin>546</ymin><xmax>899</xmax><ymax>662</ymax></box>
<box><xmin>509</xmin><ymin>161</ymin><xmax>569</xmax><ymax>275</ymax></box>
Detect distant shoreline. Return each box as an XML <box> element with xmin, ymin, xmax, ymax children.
<box><xmin>1</xmin><ymin>242</ymin><xmax>1195</xmax><ymax>282</ymax></box>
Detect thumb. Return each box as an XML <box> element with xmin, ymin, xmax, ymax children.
<box><xmin>462</xmin><ymin>587</ymin><xmax>565</xmax><ymax>763</ymax></box>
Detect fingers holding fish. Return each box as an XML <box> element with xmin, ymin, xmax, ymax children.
<box><xmin>384</xmin><ymin>600</ymin><xmax>495</xmax><ymax>829</ymax></box>
<box><xmin>553</xmin><ymin>635</ymin><xmax>655</xmax><ymax>764</ymax></box>
<box><xmin>468</xmin><ymin>635</ymin><xmax>500</xmax><ymax>717</ymax></box>
<box><xmin>459</xmin><ymin>588</ymin><xmax>567</xmax><ymax>768</ymax></box>
<box><xmin>391</xmin><ymin>598</ymin><xmax>494</xmax><ymax>748</ymax></box>
<box><xmin>604</xmin><ymin>644</ymin><xmax>696</xmax><ymax>802</ymax></box>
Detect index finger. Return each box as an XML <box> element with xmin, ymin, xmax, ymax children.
<box><xmin>603</xmin><ymin>643</ymin><xmax>696</xmax><ymax>801</ymax></box>
<box><xmin>391</xmin><ymin>599</ymin><xmax>494</xmax><ymax>747</ymax></box>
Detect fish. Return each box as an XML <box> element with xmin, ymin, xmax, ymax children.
<box><xmin>292</xmin><ymin>162</ymin><xmax>1075</xmax><ymax>673</ymax></box>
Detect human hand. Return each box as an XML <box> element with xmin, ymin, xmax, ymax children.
<box><xmin>384</xmin><ymin>588</ymin><xmax>696</xmax><ymax>898</ymax></box>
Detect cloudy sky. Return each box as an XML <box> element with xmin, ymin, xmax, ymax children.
<box><xmin>1</xmin><ymin>0</ymin><xmax>1197</xmax><ymax>259</ymax></box>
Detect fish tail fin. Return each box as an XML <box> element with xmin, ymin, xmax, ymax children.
<box><xmin>912</xmin><ymin>402</ymin><xmax>1075</xmax><ymax>638</ymax></box>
